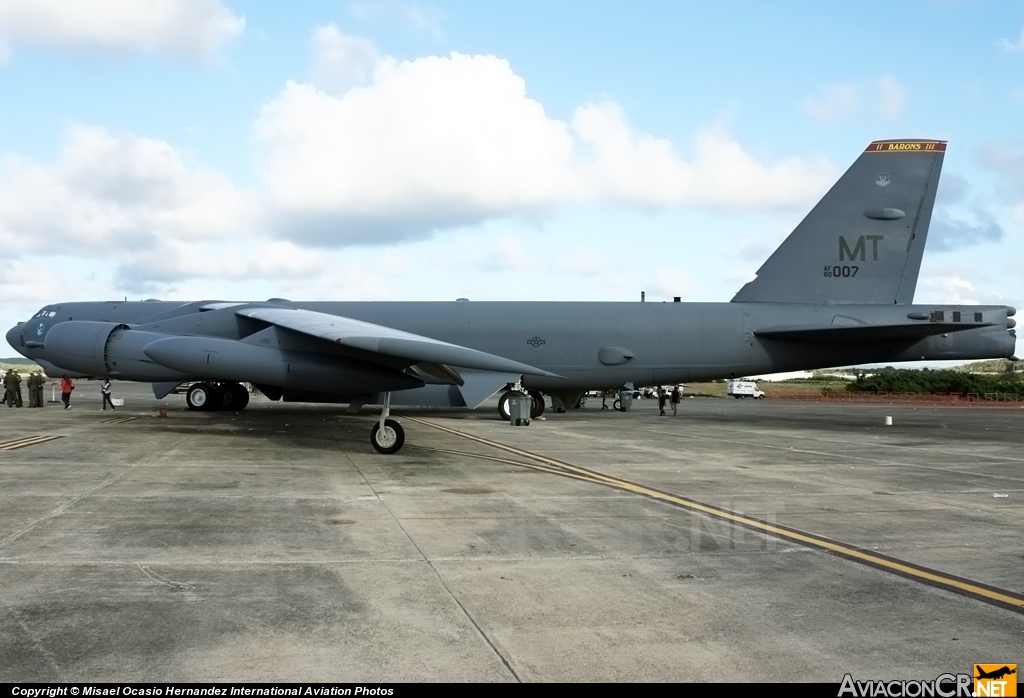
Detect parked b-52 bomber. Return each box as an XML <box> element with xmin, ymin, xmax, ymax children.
<box><xmin>7</xmin><ymin>140</ymin><xmax>1017</xmax><ymax>453</ymax></box>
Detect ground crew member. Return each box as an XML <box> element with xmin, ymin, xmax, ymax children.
<box><xmin>5</xmin><ymin>369</ymin><xmax>23</xmax><ymax>407</ymax></box>
<box><xmin>101</xmin><ymin>379</ymin><xmax>115</xmax><ymax>411</ymax></box>
<box><xmin>31</xmin><ymin>371</ymin><xmax>45</xmax><ymax>407</ymax></box>
<box><xmin>27</xmin><ymin>372</ymin><xmax>38</xmax><ymax>407</ymax></box>
<box><xmin>60</xmin><ymin>375</ymin><xmax>74</xmax><ymax>410</ymax></box>
<box><xmin>670</xmin><ymin>385</ymin><xmax>681</xmax><ymax>416</ymax></box>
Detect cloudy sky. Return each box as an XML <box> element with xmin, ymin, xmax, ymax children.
<box><xmin>1</xmin><ymin>0</ymin><xmax>1023</xmax><ymax>356</ymax></box>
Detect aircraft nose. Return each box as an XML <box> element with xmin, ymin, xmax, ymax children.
<box><xmin>6</xmin><ymin>323</ymin><xmax>23</xmax><ymax>350</ymax></box>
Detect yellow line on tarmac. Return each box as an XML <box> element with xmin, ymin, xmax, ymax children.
<box><xmin>408</xmin><ymin>445</ymin><xmax>611</xmax><ymax>485</ymax></box>
<box><xmin>405</xmin><ymin>416</ymin><xmax>1024</xmax><ymax>614</ymax></box>
<box><xmin>0</xmin><ymin>435</ymin><xmax>63</xmax><ymax>451</ymax></box>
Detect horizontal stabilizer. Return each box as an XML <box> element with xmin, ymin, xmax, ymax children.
<box><xmin>237</xmin><ymin>306</ymin><xmax>562</xmax><ymax>379</ymax></box>
<box><xmin>755</xmin><ymin>321</ymin><xmax>994</xmax><ymax>344</ymax></box>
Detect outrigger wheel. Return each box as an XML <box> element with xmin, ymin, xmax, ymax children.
<box><xmin>370</xmin><ymin>391</ymin><xmax>405</xmax><ymax>454</ymax></box>
<box><xmin>371</xmin><ymin>419</ymin><xmax>405</xmax><ymax>454</ymax></box>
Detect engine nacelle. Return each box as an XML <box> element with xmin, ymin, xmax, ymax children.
<box><xmin>43</xmin><ymin>321</ymin><xmax>193</xmax><ymax>381</ymax></box>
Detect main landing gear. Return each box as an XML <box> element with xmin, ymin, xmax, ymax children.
<box><xmin>371</xmin><ymin>391</ymin><xmax>405</xmax><ymax>454</ymax></box>
<box><xmin>185</xmin><ymin>382</ymin><xmax>250</xmax><ymax>411</ymax></box>
<box><xmin>498</xmin><ymin>390</ymin><xmax>545</xmax><ymax>421</ymax></box>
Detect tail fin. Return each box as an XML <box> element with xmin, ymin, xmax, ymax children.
<box><xmin>731</xmin><ymin>140</ymin><xmax>945</xmax><ymax>304</ymax></box>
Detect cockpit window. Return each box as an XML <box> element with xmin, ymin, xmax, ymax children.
<box><xmin>32</xmin><ymin>310</ymin><xmax>56</xmax><ymax>318</ymax></box>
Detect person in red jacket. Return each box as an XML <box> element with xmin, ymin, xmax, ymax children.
<box><xmin>60</xmin><ymin>375</ymin><xmax>74</xmax><ymax>410</ymax></box>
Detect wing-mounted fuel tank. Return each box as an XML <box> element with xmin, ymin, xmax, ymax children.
<box><xmin>43</xmin><ymin>321</ymin><xmax>192</xmax><ymax>381</ymax></box>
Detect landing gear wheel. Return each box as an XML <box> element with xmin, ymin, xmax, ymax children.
<box><xmin>212</xmin><ymin>385</ymin><xmax>230</xmax><ymax>410</ymax></box>
<box><xmin>613</xmin><ymin>398</ymin><xmax>621</xmax><ymax>411</ymax></box>
<box><xmin>529</xmin><ymin>391</ymin><xmax>545</xmax><ymax>419</ymax></box>
<box><xmin>371</xmin><ymin>419</ymin><xmax>405</xmax><ymax>454</ymax></box>
<box><xmin>186</xmin><ymin>383</ymin><xmax>215</xmax><ymax>411</ymax></box>
<box><xmin>498</xmin><ymin>391</ymin><xmax>512</xmax><ymax>421</ymax></box>
<box><xmin>226</xmin><ymin>382</ymin><xmax>249</xmax><ymax>410</ymax></box>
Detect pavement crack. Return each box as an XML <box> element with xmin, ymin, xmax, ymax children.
<box><xmin>342</xmin><ymin>447</ymin><xmax>522</xmax><ymax>683</ymax></box>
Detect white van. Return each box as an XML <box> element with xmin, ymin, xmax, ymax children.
<box><xmin>727</xmin><ymin>380</ymin><xmax>765</xmax><ymax>399</ymax></box>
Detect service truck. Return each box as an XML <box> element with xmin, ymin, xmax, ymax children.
<box><xmin>727</xmin><ymin>381</ymin><xmax>765</xmax><ymax>399</ymax></box>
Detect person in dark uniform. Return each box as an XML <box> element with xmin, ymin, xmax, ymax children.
<box><xmin>5</xmin><ymin>370</ymin><xmax>23</xmax><ymax>407</ymax></box>
<box><xmin>670</xmin><ymin>385</ymin><xmax>681</xmax><ymax>416</ymax></box>
<box><xmin>657</xmin><ymin>387</ymin><xmax>667</xmax><ymax>416</ymax></box>
<box><xmin>27</xmin><ymin>372</ymin><xmax>39</xmax><ymax>407</ymax></box>
<box><xmin>34</xmin><ymin>372</ymin><xmax>45</xmax><ymax>407</ymax></box>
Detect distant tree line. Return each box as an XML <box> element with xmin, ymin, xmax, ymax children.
<box><xmin>846</xmin><ymin>367</ymin><xmax>1023</xmax><ymax>396</ymax></box>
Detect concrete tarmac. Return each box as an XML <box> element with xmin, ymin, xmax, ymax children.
<box><xmin>1</xmin><ymin>383</ymin><xmax>1021</xmax><ymax>682</ymax></box>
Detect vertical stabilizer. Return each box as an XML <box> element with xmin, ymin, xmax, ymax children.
<box><xmin>731</xmin><ymin>140</ymin><xmax>945</xmax><ymax>304</ymax></box>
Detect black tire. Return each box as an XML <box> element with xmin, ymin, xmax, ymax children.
<box><xmin>227</xmin><ymin>382</ymin><xmax>249</xmax><ymax>410</ymax></box>
<box><xmin>497</xmin><ymin>391</ymin><xmax>512</xmax><ymax>421</ymax></box>
<box><xmin>612</xmin><ymin>398</ymin><xmax>621</xmax><ymax>411</ymax></box>
<box><xmin>371</xmin><ymin>419</ymin><xmax>405</xmax><ymax>454</ymax></box>
<box><xmin>529</xmin><ymin>391</ymin><xmax>545</xmax><ymax>419</ymax></box>
<box><xmin>212</xmin><ymin>385</ymin><xmax>231</xmax><ymax>410</ymax></box>
<box><xmin>186</xmin><ymin>383</ymin><xmax>215</xmax><ymax>411</ymax></box>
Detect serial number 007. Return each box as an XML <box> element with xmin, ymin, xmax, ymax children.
<box><xmin>823</xmin><ymin>265</ymin><xmax>859</xmax><ymax>278</ymax></box>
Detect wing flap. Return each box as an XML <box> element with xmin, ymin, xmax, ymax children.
<box><xmin>237</xmin><ymin>306</ymin><xmax>560</xmax><ymax>378</ymax></box>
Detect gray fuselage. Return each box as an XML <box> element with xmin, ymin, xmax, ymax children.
<box><xmin>8</xmin><ymin>300</ymin><xmax>1015</xmax><ymax>395</ymax></box>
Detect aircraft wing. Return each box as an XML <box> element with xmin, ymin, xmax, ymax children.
<box><xmin>237</xmin><ymin>306</ymin><xmax>560</xmax><ymax>378</ymax></box>
<box><xmin>754</xmin><ymin>321</ymin><xmax>995</xmax><ymax>344</ymax></box>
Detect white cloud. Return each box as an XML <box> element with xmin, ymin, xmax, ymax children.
<box><xmin>648</xmin><ymin>269</ymin><xmax>695</xmax><ymax>300</ymax></box>
<box><xmin>735</xmin><ymin>239</ymin><xmax>771</xmax><ymax>261</ymax></box>
<box><xmin>556</xmin><ymin>247</ymin><xmax>607</xmax><ymax>277</ymax></box>
<box><xmin>348</xmin><ymin>1</ymin><xmax>442</xmax><ymax>39</ymax></box>
<box><xmin>256</xmin><ymin>41</ymin><xmax>836</xmax><ymax>246</ymax></box>
<box><xmin>876</xmin><ymin>75</ymin><xmax>906</xmax><ymax>118</ymax></box>
<box><xmin>310</xmin><ymin>24</ymin><xmax>382</xmax><ymax>90</ymax></box>
<box><xmin>115</xmin><ymin>238</ymin><xmax>329</xmax><ymax>293</ymax></box>
<box><xmin>928</xmin><ymin>215</ymin><xmax>1003</xmax><ymax>251</ymax></box>
<box><xmin>978</xmin><ymin>141</ymin><xmax>1024</xmax><ymax>227</ymax></box>
<box><xmin>916</xmin><ymin>274</ymin><xmax>999</xmax><ymax>306</ymax></box>
<box><xmin>996</xmin><ymin>27</ymin><xmax>1024</xmax><ymax>53</ymax></box>
<box><xmin>0</xmin><ymin>125</ymin><xmax>251</xmax><ymax>255</ymax></box>
<box><xmin>800</xmin><ymin>76</ymin><xmax>907</xmax><ymax>122</ymax></box>
<box><xmin>800</xmin><ymin>84</ymin><xmax>860</xmax><ymax>122</ymax></box>
<box><xmin>0</xmin><ymin>0</ymin><xmax>244</xmax><ymax>61</ymax></box>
